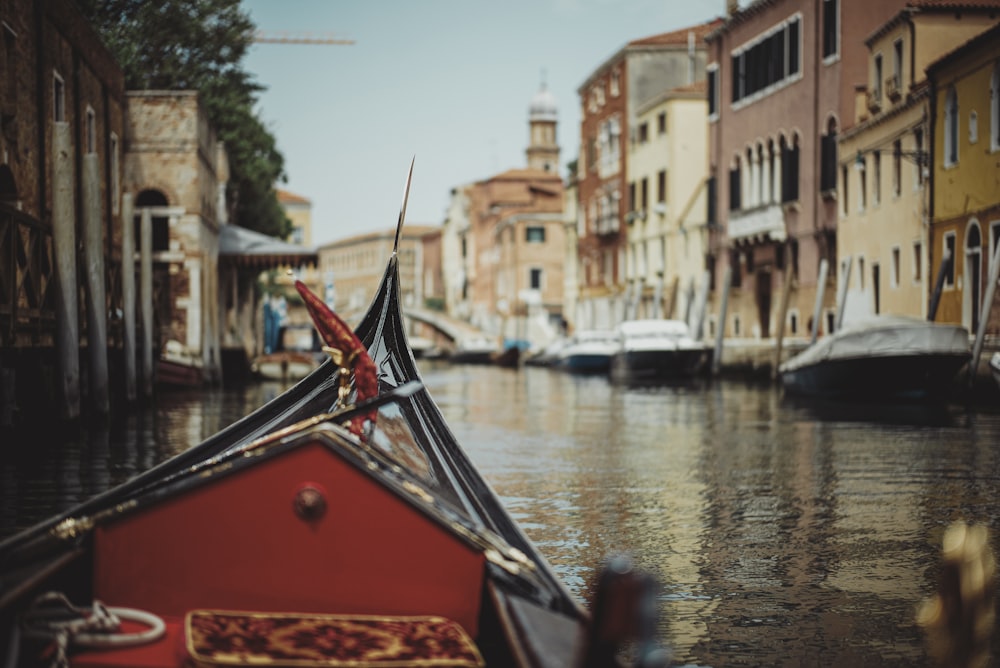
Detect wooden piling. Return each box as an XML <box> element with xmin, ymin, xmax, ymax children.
<box><xmin>692</xmin><ymin>269</ymin><xmax>711</xmax><ymax>340</ymax></box>
<box><xmin>772</xmin><ymin>266</ymin><xmax>795</xmax><ymax>379</ymax></box>
<box><xmin>969</xmin><ymin>241</ymin><xmax>1000</xmax><ymax>385</ymax></box>
<box><xmin>52</xmin><ymin>122</ymin><xmax>79</xmax><ymax>420</ymax></box>
<box><xmin>834</xmin><ymin>257</ymin><xmax>851</xmax><ymax>332</ymax></box>
<box><xmin>82</xmin><ymin>153</ymin><xmax>109</xmax><ymax>414</ymax></box>
<box><xmin>121</xmin><ymin>193</ymin><xmax>137</xmax><ymax>402</ymax></box>
<box><xmin>712</xmin><ymin>266</ymin><xmax>732</xmax><ymax>375</ymax></box>
<box><xmin>140</xmin><ymin>207</ymin><xmax>154</xmax><ymax>398</ymax></box>
<box><xmin>811</xmin><ymin>259</ymin><xmax>829</xmax><ymax>345</ymax></box>
<box><xmin>928</xmin><ymin>250</ymin><xmax>952</xmax><ymax>322</ymax></box>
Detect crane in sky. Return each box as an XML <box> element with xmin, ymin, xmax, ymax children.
<box><xmin>252</xmin><ymin>31</ymin><xmax>355</xmax><ymax>46</ymax></box>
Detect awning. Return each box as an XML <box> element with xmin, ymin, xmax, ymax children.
<box><xmin>219</xmin><ymin>224</ymin><xmax>318</xmax><ymax>269</ymax></box>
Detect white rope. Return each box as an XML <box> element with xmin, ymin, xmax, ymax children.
<box><xmin>20</xmin><ymin>592</ymin><xmax>165</xmax><ymax>667</ymax></box>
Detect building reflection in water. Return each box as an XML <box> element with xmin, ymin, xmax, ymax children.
<box><xmin>425</xmin><ymin>363</ymin><xmax>999</xmax><ymax>666</ymax></box>
<box><xmin>2</xmin><ymin>363</ymin><xmax>999</xmax><ymax>666</ymax></box>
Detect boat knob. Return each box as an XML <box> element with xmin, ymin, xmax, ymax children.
<box><xmin>293</xmin><ymin>483</ymin><xmax>327</xmax><ymax>521</ymax></box>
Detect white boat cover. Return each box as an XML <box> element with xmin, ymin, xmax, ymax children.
<box><xmin>615</xmin><ymin>319</ymin><xmax>708</xmax><ymax>352</ymax></box>
<box><xmin>559</xmin><ymin>329</ymin><xmax>618</xmax><ymax>358</ymax></box>
<box><xmin>779</xmin><ymin>315</ymin><xmax>969</xmax><ymax>374</ymax></box>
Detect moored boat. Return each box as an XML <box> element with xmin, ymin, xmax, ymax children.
<box><xmin>609</xmin><ymin>319</ymin><xmax>710</xmax><ymax>385</ymax></box>
<box><xmin>0</xmin><ymin>163</ymin><xmax>657</xmax><ymax>667</ymax></box>
<box><xmin>778</xmin><ymin>315</ymin><xmax>970</xmax><ymax>400</ymax></box>
<box><xmin>156</xmin><ymin>339</ymin><xmax>203</xmax><ymax>388</ymax></box>
<box><xmin>556</xmin><ymin>329</ymin><xmax>617</xmax><ymax>375</ymax></box>
<box><xmin>448</xmin><ymin>335</ymin><xmax>498</xmax><ymax>364</ymax></box>
<box><xmin>251</xmin><ymin>350</ymin><xmax>321</xmax><ymax>381</ymax></box>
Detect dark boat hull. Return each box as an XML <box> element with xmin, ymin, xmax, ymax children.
<box><xmin>609</xmin><ymin>348</ymin><xmax>708</xmax><ymax>384</ymax></box>
<box><xmin>156</xmin><ymin>358</ymin><xmax>203</xmax><ymax>388</ymax></box>
<box><xmin>780</xmin><ymin>353</ymin><xmax>969</xmax><ymax>400</ymax></box>
<box><xmin>557</xmin><ymin>354</ymin><xmax>610</xmax><ymax>375</ymax></box>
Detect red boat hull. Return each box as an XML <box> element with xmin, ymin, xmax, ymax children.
<box><xmin>93</xmin><ymin>437</ymin><xmax>486</xmax><ymax>637</ymax></box>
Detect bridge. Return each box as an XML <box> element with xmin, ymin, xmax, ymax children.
<box><xmin>339</xmin><ymin>306</ymin><xmax>489</xmax><ymax>346</ymax></box>
<box><xmin>401</xmin><ymin>307</ymin><xmax>487</xmax><ymax>344</ymax></box>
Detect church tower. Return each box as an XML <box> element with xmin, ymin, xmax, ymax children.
<box><xmin>526</xmin><ymin>78</ymin><xmax>560</xmax><ymax>173</ymax></box>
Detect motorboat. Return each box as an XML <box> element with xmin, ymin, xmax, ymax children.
<box><xmin>778</xmin><ymin>315</ymin><xmax>970</xmax><ymax>400</ymax></box>
<box><xmin>447</xmin><ymin>335</ymin><xmax>498</xmax><ymax>364</ymax></box>
<box><xmin>0</xmin><ymin>163</ymin><xmax>660</xmax><ymax>667</ymax></box>
<box><xmin>524</xmin><ymin>337</ymin><xmax>569</xmax><ymax>367</ymax></box>
<box><xmin>555</xmin><ymin>329</ymin><xmax>618</xmax><ymax>375</ymax></box>
<box><xmin>609</xmin><ymin>319</ymin><xmax>710</xmax><ymax>384</ymax></box>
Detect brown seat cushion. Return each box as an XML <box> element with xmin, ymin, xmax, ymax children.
<box><xmin>184</xmin><ymin>610</ymin><xmax>484</xmax><ymax>667</ymax></box>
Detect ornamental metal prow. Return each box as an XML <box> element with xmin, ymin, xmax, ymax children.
<box><xmin>392</xmin><ymin>156</ymin><xmax>415</xmax><ymax>255</ymax></box>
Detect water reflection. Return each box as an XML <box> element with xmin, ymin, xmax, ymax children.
<box><xmin>423</xmin><ymin>363</ymin><xmax>1000</xmax><ymax>666</ymax></box>
<box><xmin>2</xmin><ymin>364</ymin><xmax>999</xmax><ymax>666</ymax></box>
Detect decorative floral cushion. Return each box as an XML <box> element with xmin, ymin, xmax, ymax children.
<box><xmin>184</xmin><ymin>610</ymin><xmax>484</xmax><ymax>667</ymax></box>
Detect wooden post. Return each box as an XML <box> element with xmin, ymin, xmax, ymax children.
<box><xmin>969</xmin><ymin>241</ymin><xmax>1000</xmax><ymax>385</ymax></box>
<box><xmin>835</xmin><ymin>257</ymin><xmax>852</xmax><ymax>332</ymax></box>
<box><xmin>692</xmin><ymin>269</ymin><xmax>711</xmax><ymax>340</ymax></box>
<box><xmin>928</xmin><ymin>249</ymin><xmax>952</xmax><ymax>322</ymax></box>
<box><xmin>712</xmin><ymin>266</ymin><xmax>732</xmax><ymax>375</ymax></box>
<box><xmin>811</xmin><ymin>259</ymin><xmax>829</xmax><ymax>345</ymax></box>
<box><xmin>121</xmin><ymin>193</ymin><xmax>137</xmax><ymax>402</ymax></box>
<box><xmin>82</xmin><ymin>153</ymin><xmax>109</xmax><ymax>414</ymax></box>
<box><xmin>772</xmin><ymin>265</ymin><xmax>796</xmax><ymax>379</ymax></box>
<box><xmin>52</xmin><ymin>122</ymin><xmax>79</xmax><ymax>420</ymax></box>
<box><xmin>140</xmin><ymin>208</ymin><xmax>154</xmax><ymax>398</ymax></box>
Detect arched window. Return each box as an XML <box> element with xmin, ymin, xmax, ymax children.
<box><xmin>944</xmin><ymin>87</ymin><xmax>959</xmax><ymax>166</ymax></box>
<box><xmin>966</xmin><ymin>221</ymin><xmax>982</xmax><ymax>333</ymax></box>
<box><xmin>820</xmin><ymin>116</ymin><xmax>838</xmax><ymax>192</ymax></box>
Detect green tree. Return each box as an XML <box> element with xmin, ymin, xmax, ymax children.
<box><xmin>79</xmin><ymin>0</ymin><xmax>290</xmax><ymax>238</ymax></box>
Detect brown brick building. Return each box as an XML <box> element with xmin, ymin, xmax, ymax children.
<box><xmin>0</xmin><ymin>0</ymin><xmax>127</xmax><ymax>418</ymax></box>
<box><xmin>575</xmin><ymin>19</ymin><xmax>721</xmax><ymax>330</ymax></box>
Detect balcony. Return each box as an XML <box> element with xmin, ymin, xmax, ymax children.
<box><xmin>885</xmin><ymin>75</ymin><xmax>901</xmax><ymax>103</ymax></box>
<box><xmin>728</xmin><ymin>203</ymin><xmax>787</xmax><ymax>243</ymax></box>
<box><xmin>866</xmin><ymin>88</ymin><xmax>882</xmax><ymax>114</ymax></box>
<box><xmin>595</xmin><ymin>215</ymin><xmax>620</xmax><ymax>236</ymax></box>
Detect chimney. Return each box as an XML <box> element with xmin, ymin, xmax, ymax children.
<box><xmin>726</xmin><ymin>0</ymin><xmax>739</xmax><ymax>16</ymax></box>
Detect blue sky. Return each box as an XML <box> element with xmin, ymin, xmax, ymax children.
<box><xmin>241</xmin><ymin>1</ymin><xmax>720</xmax><ymax>245</ymax></box>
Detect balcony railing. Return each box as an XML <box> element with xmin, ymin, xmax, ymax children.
<box><xmin>0</xmin><ymin>204</ymin><xmax>55</xmax><ymax>346</ymax></box>
<box><xmin>885</xmin><ymin>75</ymin><xmax>901</xmax><ymax>102</ymax></box>
<box><xmin>866</xmin><ymin>88</ymin><xmax>882</xmax><ymax>114</ymax></box>
<box><xmin>728</xmin><ymin>203</ymin><xmax>787</xmax><ymax>243</ymax></box>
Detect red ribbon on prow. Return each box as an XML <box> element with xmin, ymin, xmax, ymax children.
<box><xmin>294</xmin><ymin>280</ymin><xmax>378</xmax><ymax>437</ymax></box>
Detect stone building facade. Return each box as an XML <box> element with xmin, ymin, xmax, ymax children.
<box><xmin>575</xmin><ymin>19</ymin><xmax>719</xmax><ymax>331</ymax></box>
<box><xmin>125</xmin><ymin>91</ymin><xmax>227</xmax><ymax>383</ymax></box>
<box><xmin>837</xmin><ymin>4</ymin><xmax>999</xmax><ymax>324</ymax></box>
<box><xmin>317</xmin><ymin>225</ymin><xmax>441</xmax><ymax>318</ymax></box>
<box><xmin>706</xmin><ymin>0</ymin><xmax>902</xmax><ymax>346</ymax></box>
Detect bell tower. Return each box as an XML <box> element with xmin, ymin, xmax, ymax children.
<box><xmin>526</xmin><ymin>74</ymin><xmax>559</xmax><ymax>173</ymax></box>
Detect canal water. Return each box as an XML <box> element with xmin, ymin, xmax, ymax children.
<box><xmin>3</xmin><ymin>361</ymin><xmax>1000</xmax><ymax>666</ymax></box>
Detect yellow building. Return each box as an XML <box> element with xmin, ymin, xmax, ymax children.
<box><xmin>625</xmin><ymin>81</ymin><xmax>710</xmax><ymax>327</ymax></box>
<box><xmin>317</xmin><ymin>225</ymin><xmax>441</xmax><ymax>319</ymax></box>
<box><xmin>278</xmin><ymin>189</ymin><xmax>313</xmax><ymax>247</ymax></box>
<box><xmin>928</xmin><ymin>22</ymin><xmax>1000</xmax><ymax>341</ymax></box>
<box><xmin>838</xmin><ymin>6</ymin><xmax>998</xmax><ymax>323</ymax></box>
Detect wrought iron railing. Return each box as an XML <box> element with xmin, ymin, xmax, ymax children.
<box><xmin>0</xmin><ymin>204</ymin><xmax>54</xmax><ymax>347</ymax></box>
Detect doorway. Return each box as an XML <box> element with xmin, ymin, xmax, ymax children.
<box><xmin>756</xmin><ymin>269</ymin><xmax>772</xmax><ymax>338</ymax></box>
<box><xmin>965</xmin><ymin>221</ymin><xmax>982</xmax><ymax>333</ymax></box>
